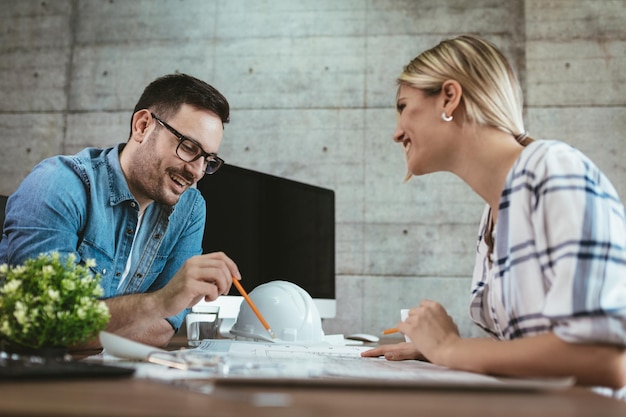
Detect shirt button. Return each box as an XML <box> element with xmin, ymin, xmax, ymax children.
<box><xmin>127</xmin><ymin>229</ymin><xmax>134</xmax><ymax>234</ymax></box>
<box><xmin>130</xmin><ymin>202</ymin><xmax>136</xmax><ymax>208</ymax></box>
<box><xmin>102</xmin><ymin>269</ymin><xmax>107</xmax><ymax>275</ymax></box>
<box><xmin>153</xmin><ymin>234</ymin><xmax>161</xmax><ymax>240</ymax></box>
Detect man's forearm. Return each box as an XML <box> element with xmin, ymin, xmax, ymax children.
<box><xmin>104</xmin><ymin>292</ymin><xmax>176</xmax><ymax>346</ymax></box>
<box><xmin>72</xmin><ymin>293</ymin><xmax>175</xmax><ymax>350</ymax></box>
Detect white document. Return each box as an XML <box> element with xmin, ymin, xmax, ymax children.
<box><xmin>191</xmin><ymin>339</ymin><xmax>574</xmax><ymax>391</ymax></box>
<box><xmin>92</xmin><ymin>334</ymin><xmax>574</xmax><ymax>391</ymax></box>
<box><xmin>196</xmin><ymin>339</ymin><xmax>372</xmax><ymax>358</ymax></box>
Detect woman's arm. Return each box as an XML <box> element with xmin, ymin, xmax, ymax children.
<box><xmin>440</xmin><ymin>333</ymin><xmax>626</xmax><ymax>389</ymax></box>
<box><xmin>363</xmin><ymin>301</ymin><xmax>626</xmax><ymax>389</ymax></box>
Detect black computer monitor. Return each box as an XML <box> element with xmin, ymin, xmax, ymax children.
<box><xmin>195</xmin><ymin>164</ymin><xmax>336</xmax><ymax>318</ymax></box>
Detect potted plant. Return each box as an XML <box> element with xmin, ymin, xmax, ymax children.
<box><xmin>0</xmin><ymin>252</ymin><xmax>110</xmax><ymax>357</ymax></box>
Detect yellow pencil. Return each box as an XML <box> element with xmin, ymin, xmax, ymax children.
<box><xmin>232</xmin><ymin>278</ymin><xmax>276</xmax><ymax>339</ymax></box>
<box><xmin>382</xmin><ymin>327</ymin><xmax>399</xmax><ymax>335</ymax></box>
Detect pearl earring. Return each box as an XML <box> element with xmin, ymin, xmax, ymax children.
<box><xmin>441</xmin><ymin>112</ymin><xmax>453</xmax><ymax>122</ymax></box>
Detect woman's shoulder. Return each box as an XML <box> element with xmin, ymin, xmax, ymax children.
<box><xmin>521</xmin><ymin>139</ymin><xmax>582</xmax><ymax>161</ymax></box>
<box><xmin>516</xmin><ymin>139</ymin><xmax>592</xmax><ymax>179</ymax></box>
<box><xmin>515</xmin><ymin>140</ymin><xmax>621</xmax><ymax>204</ymax></box>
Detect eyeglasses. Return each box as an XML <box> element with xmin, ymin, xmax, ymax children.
<box><xmin>151</xmin><ymin>113</ymin><xmax>224</xmax><ymax>175</ymax></box>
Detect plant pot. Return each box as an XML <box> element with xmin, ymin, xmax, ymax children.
<box><xmin>0</xmin><ymin>340</ymin><xmax>70</xmax><ymax>362</ymax></box>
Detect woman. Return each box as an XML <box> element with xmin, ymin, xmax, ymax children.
<box><xmin>362</xmin><ymin>35</ymin><xmax>626</xmax><ymax>392</ymax></box>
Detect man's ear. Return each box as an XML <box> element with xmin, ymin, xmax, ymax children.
<box><xmin>130</xmin><ymin>109</ymin><xmax>153</xmax><ymax>143</ymax></box>
<box><xmin>441</xmin><ymin>80</ymin><xmax>462</xmax><ymax>116</ymax></box>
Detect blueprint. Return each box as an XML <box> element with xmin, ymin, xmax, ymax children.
<box><xmin>186</xmin><ymin>339</ymin><xmax>574</xmax><ymax>391</ymax></box>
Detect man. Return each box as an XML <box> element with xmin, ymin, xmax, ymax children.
<box><xmin>0</xmin><ymin>73</ymin><xmax>240</xmax><ymax>348</ymax></box>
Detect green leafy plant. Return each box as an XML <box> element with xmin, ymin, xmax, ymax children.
<box><xmin>0</xmin><ymin>252</ymin><xmax>110</xmax><ymax>349</ymax></box>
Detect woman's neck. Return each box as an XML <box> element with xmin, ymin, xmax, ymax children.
<box><xmin>452</xmin><ymin>127</ymin><xmax>524</xmax><ymax>223</ymax></box>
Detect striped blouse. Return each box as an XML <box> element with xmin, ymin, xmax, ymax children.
<box><xmin>469</xmin><ymin>140</ymin><xmax>626</xmax><ymax>345</ymax></box>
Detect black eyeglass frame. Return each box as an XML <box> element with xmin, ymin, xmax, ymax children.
<box><xmin>151</xmin><ymin>112</ymin><xmax>224</xmax><ymax>175</ymax></box>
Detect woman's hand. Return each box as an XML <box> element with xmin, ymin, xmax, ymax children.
<box><xmin>360</xmin><ymin>341</ymin><xmax>425</xmax><ymax>361</ymax></box>
<box><xmin>400</xmin><ymin>300</ymin><xmax>461</xmax><ymax>364</ymax></box>
<box><xmin>362</xmin><ymin>300</ymin><xmax>461</xmax><ymax>365</ymax></box>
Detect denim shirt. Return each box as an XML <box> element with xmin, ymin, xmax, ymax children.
<box><xmin>0</xmin><ymin>144</ymin><xmax>206</xmax><ymax>330</ymax></box>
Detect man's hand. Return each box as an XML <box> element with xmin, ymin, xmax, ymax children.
<box><xmin>81</xmin><ymin>252</ymin><xmax>241</xmax><ymax>348</ymax></box>
<box><xmin>154</xmin><ymin>252</ymin><xmax>241</xmax><ymax>318</ymax></box>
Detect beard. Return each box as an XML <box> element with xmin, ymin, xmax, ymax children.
<box><xmin>126</xmin><ymin>131</ymin><xmax>194</xmax><ymax>207</ymax></box>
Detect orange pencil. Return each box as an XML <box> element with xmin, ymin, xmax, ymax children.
<box><xmin>382</xmin><ymin>327</ymin><xmax>399</xmax><ymax>335</ymax></box>
<box><xmin>232</xmin><ymin>278</ymin><xmax>276</xmax><ymax>339</ymax></box>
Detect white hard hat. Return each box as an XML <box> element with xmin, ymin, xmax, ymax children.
<box><xmin>230</xmin><ymin>280</ymin><xmax>325</xmax><ymax>344</ymax></box>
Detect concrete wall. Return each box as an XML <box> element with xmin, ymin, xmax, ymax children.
<box><xmin>1</xmin><ymin>0</ymin><xmax>624</xmax><ymax>338</ymax></box>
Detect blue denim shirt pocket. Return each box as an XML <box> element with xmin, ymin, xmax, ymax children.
<box><xmin>77</xmin><ymin>241</ymin><xmax>116</xmax><ymax>297</ymax></box>
<box><xmin>134</xmin><ymin>254</ymin><xmax>168</xmax><ymax>293</ymax></box>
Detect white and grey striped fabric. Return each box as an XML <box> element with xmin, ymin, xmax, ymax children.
<box><xmin>470</xmin><ymin>140</ymin><xmax>626</xmax><ymax>345</ymax></box>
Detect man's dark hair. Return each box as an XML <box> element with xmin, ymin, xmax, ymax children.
<box><xmin>129</xmin><ymin>73</ymin><xmax>230</xmax><ymax>138</ymax></box>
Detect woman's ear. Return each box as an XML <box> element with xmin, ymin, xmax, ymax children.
<box><xmin>441</xmin><ymin>80</ymin><xmax>462</xmax><ymax>117</ymax></box>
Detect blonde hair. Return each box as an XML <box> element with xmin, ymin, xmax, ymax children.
<box><xmin>398</xmin><ymin>35</ymin><xmax>531</xmax><ymax>145</ymax></box>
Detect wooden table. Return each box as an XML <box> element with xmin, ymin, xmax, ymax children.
<box><xmin>1</xmin><ymin>336</ymin><xmax>625</xmax><ymax>417</ymax></box>
<box><xmin>2</xmin><ymin>378</ymin><xmax>626</xmax><ymax>417</ymax></box>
